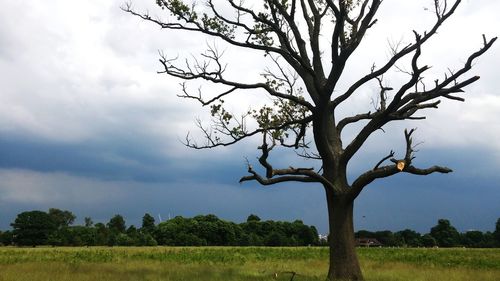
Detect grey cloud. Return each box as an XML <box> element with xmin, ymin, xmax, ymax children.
<box><xmin>0</xmin><ymin>0</ymin><xmax>499</xmax><ymax>234</ymax></box>
<box><xmin>0</xmin><ymin>169</ymin><xmax>327</xmax><ymax>231</ymax></box>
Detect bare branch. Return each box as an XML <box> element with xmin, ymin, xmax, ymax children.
<box><xmin>240</xmin><ymin>138</ymin><xmax>334</xmax><ymax>189</ymax></box>
<box><xmin>342</xmin><ymin>32</ymin><xmax>496</xmax><ymax>164</ymax></box>
<box><xmin>123</xmin><ymin>1</ymin><xmax>316</xmax><ymax>79</ymax></box>
<box><xmin>373</xmin><ymin>150</ymin><xmax>395</xmax><ymax>170</ymax></box>
<box><xmin>325</xmin><ymin>0</ymin><xmax>383</xmax><ymax>93</ymax></box>
<box><xmin>157</xmin><ymin>51</ymin><xmax>315</xmax><ymax>110</ymax></box>
<box><xmin>337</xmin><ymin>111</ymin><xmax>376</xmax><ymax>133</ymax></box>
<box><xmin>178</xmin><ymin>83</ymin><xmax>238</xmax><ymax>106</ymax></box>
<box><xmin>405</xmin><ymin>165</ymin><xmax>452</xmax><ymax>175</ymax></box>
<box><xmin>185</xmin><ymin>114</ymin><xmax>314</xmax><ymax>149</ymax></box>
<box><xmin>349</xmin><ymin>129</ymin><xmax>452</xmax><ymax>199</ymax></box>
<box><xmin>337</xmin><ymin>75</ymin><xmax>393</xmax><ymax>133</ymax></box>
<box><xmin>332</xmin><ymin>0</ymin><xmax>463</xmax><ymax>108</ymax></box>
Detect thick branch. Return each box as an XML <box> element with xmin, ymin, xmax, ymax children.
<box><xmin>349</xmin><ymin>129</ymin><xmax>452</xmax><ymax>199</ymax></box>
<box><xmin>268</xmin><ymin>0</ymin><xmax>312</xmax><ymax>71</ymax></box>
<box><xmin>239</xmin><ymin>169</ymin><xmax>317</xmax><ymax>185</ymax></box>
<box><xmin>337</xmin><ymin>111</ymin><xmax>376</xmax><ymax>132</ymax></box>
<box><xmin>325</xmin><ymin>0</ymin><xmax>382</xmax><ymax>93</ymax></box>
<box><xmin>301</xmin><ymin>0</ymin><xmax>326</xmax><ymax>80</ymax></box>
<box><xmin>240</xmin><ymin>137</ymin><xmax>335</xmax><ymax>189</ymax></box>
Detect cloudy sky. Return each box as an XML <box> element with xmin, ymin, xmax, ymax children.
<box><xmin>0</xmin><ymin>0</ymin><xmax>499</xmax><ymax>234</ymax></box>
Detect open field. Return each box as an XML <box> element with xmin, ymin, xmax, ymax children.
<box><xmin>0</xmin><ymin>247</ymin><xmax>499</xmax><ymax>281</ymax></box>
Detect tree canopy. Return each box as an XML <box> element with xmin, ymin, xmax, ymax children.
<box><xmin>430</xmin><ymin>219</ymin><xmax>461</xmax><ymax>247</ymax></box>
<box><xmin>107</xmin><ymin>214</ymin><xmax>127</xmax><ymax>234</ymax></box>
<box><xmin>11</xmin><ymin>211</ymin><xmax>57</xmax><ymax>246</ymax></box>
<box><xmin>48</xmin><ymin>208</ymin><xmax>76</xmax><ymax>229</ymax></box>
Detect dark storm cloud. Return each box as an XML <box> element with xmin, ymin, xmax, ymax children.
<box><xmin>0</xmin><ymin>134</ymin><xmax>251</xmax><ymax>184</ymax></box>
<box><xmin>0</xmin><ymin>169</ymin><xmax>326</xmax><ymax>231</ymax></box>
<box><xmin>1</xmin><ymin>145</ymin><xmax>498</xmax><ymax>234</ymax></box>
<box><xmin>350</xmin><ymin>146</ymin><xmax>500</xmax><ymax>232</ymax></box>
<box><xmin>0</xmin><ymin>135</ymin><xmax>169</xmax><ymax>181</ymax></box>
<box><xmin>355</xmin><ymin>171</ymin><xmax>500</xmax><ymax>233</ymax></box>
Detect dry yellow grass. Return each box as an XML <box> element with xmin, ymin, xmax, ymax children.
<box><xmin>0</xmin><ymin>247</ymin><xmax>498</xmax><ymax>281</ymax></box>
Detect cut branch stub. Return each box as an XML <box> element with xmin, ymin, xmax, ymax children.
<box><xmin>396</xmin><ymin>161</ymin><xmax>405</xmax><ymax>171</ymax></box>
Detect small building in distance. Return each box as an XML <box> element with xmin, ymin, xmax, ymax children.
<box><xmin>355</xmin><ymin>238</ymin><xmax>383</xmax><ymax>247</ymax></box>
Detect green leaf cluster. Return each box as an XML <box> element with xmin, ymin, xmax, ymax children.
<box><xmin>157</xmin><ymin>0</ymin><xmax>196</xmax><ymax>21</ymax></box>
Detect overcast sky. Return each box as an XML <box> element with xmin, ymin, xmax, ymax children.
<box><xmin>0</xmin><ymin>0</ymin><xmax>499</xmax><ymax>234</ymax></box>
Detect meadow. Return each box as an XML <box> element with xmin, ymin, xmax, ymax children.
<box><xmin>0</xmin><ymin>246</ymin><xmax>499</xmax><ymax>281</ymax></box>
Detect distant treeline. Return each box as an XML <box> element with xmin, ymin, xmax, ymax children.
<box><xmin>0</xmin><ymin>209</ymin><xmax>499</xmax><ymax>248</ymax></box>
<box><xmin>0</xmin><ymin>209</ymin><xmax>318</xmax><ymax>247</ymax></box>
<box><xmin>354</xmin><ymin>218</ymin><xmax>500</xmax><ymax>248</ymax></box>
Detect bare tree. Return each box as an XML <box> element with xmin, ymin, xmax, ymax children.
<box><xmin>124</xmin><ymin>0</ymin><xmax>496</xmax><ymax>280</ymax></box>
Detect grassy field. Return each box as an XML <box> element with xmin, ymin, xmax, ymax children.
<box><xmin>0</xmin><ymin>247</ymin><xmax>499</xmax><ymax>281</ymax></box>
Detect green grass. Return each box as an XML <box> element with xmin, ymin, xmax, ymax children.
<box><xmin>0</xmin><ymin>247</ymin><xmax>498</xmax><ymax>281</ymax></box>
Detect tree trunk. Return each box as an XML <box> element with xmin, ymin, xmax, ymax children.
<box><xmin>325</xmin><ymin>190</ymin><xmax>363</xmax><ymax>281</ymax></box>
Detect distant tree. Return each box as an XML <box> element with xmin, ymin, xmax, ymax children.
<box><xmin>137</xmin><ymin>232</ymin><xmax>158</xmax><ymax>246</ymax></box>
<box><xmin>11</xmin><ymin>210</ymin><xmax>57</xmax><ymax>246</ymax></box>
<box><xmin>461</xmin><ymin>230</ymin><xmax>487</xmax><ymax>248</ymax></box>
<box><xmin>48</xmin><ymin>208</ymin><xmax>76</xmax><ymax>229</ymax></box>
<box><xmin>155</xmin><ymin>216</ymin><xmax>193</xmax><ymax>245</ymax></box>
<box><xmin>421</xmin><ymin>234</ymin><xmax>437</xmax><ymax>247</ymax></box>
<box><xmin>266</xmin><ymin>231</ymin><xmax>287</xmax><ymax>246</ymax></box>
<box><xmin>396</xmin><ymin>229</ymin><xmax>422</xmax><ymax>247</ymax></box>
<box><xmin>248</xmin><ymin>233</ymin><xmax>264</xmax><ymax>246</ymax></box>
<box><xmin>247</xmin><ymin>214</ymin><xmax>261</xmax><ymax>222</ymax></box>
<box><xmin>141</xmin><ymin>213</ymin><xmax>156</xmax><ymax>234</ymax></box>
<box><xmin>241</xmin><ymin>219</ymin><xmax>264</xmax><ymax>239</ymax></box>
<box><xmin>95</xmin><ymin>222</ymin><xmax>110</xmax><ymax>246</ymax></box>
<box><xmin>0</xmin><ymin>230</ymin><xmax>13</xmax><ymax>246</ymax></box>
<box><xmin>127</xmin><ymin>225</ymin><xmax>138</xmax><ymax>234</ymax></box>
<box><xmin>369</xmin><ymin>230</ymin><xmax>403</xmax><ymax>247</ymax></box>
<box><xmin>47</xmin><ymin>227</ymin><xmax>70</xmax><ymax>246</ymax></box>
<box><xmin>238</xmin><ymin>233</ymin><xmax>251</xmax><ymax>246</ymax></box>
<box><xmin>155</xmin><ymin>214</ymin><xmax>322</xmax><ymax>246</ymax></box>
<box><xmin>494</xmin><ymin>218</ymin><xmax>500</xmax><ymax>246</ymax></box>
<box><xmin>107</xmin><ymin>215</ymin><xmax>126</xmax><ymax>234</ymax></box>
<box><xmin>68</xmin><ymin>226</ymin><xmax>97</xmax><ymax>246</ymax></box>
<box><xmin>291</xmin><ymin>220</ymin><xmax>319</xmax><ymax>245</ymax></box>
<box><xmin>177</xmin><ymin>232</ymin><xmax>206</xmax><ymax>246</ymax></box>
<box><xmin>193</xmin><ymin>214</ymin><xmax>240</xmax><ymax>246</ymax></box>
<box><xmin>355</xmin><ymin>230</ymin><xmax>375</xmax><ymax>239</ymax></box>
<box><xmin>84</xmin><ymin>217</ymin><xmax>94</xmax><ymax>227</ymax></box>
<box><xmin>116</xmin><ymin>233</ymin><xmax>135</xmax><ymax>246</ymax></box>
<box><xmin>107</xmin><ymin>233</ymin><xmax>118</xmax><ymax>246</ymax></box>
<box><xmin>481</xmin><ymin>232</ymin><xmax>497</xmax><ymax>248</ymax></box>
<box><xmin>156</xmin><ymin>216</ymin><xmax>210</xmax><ymax>246</ymax></box>
<box><xmin>430</xmin><ymin>219</ymin><xmax>460</xmax><ymax>247</ymax></box>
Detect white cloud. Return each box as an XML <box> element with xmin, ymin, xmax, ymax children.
<box><xmin>0</xmin><ymin>0</ymin><xmax>196</xmax><ymax>145</ymax></box>
<box><xmin>422</xmin><ymin>93</ymin><xmax>500</xmax><ymax>151</ymax></box>
<box><xmin>0</xmin><ymin>0</ymin><xmax>498</xmax><ymax>173</ymax></box>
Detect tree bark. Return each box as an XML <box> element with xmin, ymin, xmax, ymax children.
<box><xmin>325</xmin><ymin>189</ymin><xmax>363</xmax><ymax>281</ymax></box>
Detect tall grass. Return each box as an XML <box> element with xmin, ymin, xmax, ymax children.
<box><xmin>0</xmin><ymin>247</ymin><xmax>498</xmax><ymax>281</ymax></box>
